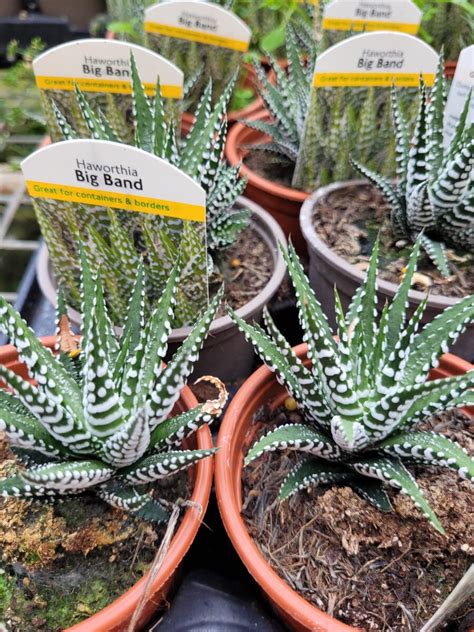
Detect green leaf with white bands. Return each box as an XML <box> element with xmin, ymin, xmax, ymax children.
<box><xmin>121</xmin><ymin>449</ymin><xmax>216</xmax><ymax>485</ymax></box>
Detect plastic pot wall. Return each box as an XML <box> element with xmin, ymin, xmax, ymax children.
<box><xmin>37</xmin><ymin>0</ymin><xmax>106</xmax><ymax>30</ymax></box>
<box><xmin>0</xmin><ymin>337</ymin><xmax>214</xmax><ymax>632</ymax></box>
<box><xmin>300</xmin><ymin>180</ymin><xmax>474</xmax><ymax>362</ymax></box>
<box><xmin>36</xmin><ymin>197</ymin><xmax>287</xmax><ymax>382</ymax></box>
<box><xmin>215</xmin><ymin>342</ymin><xmax>473</xmax><ymax>632</ymax></box>
<box><xmin>225</xmin><ymin>113</ymin><xmax>309</xmax><ymax>256</ymax></box>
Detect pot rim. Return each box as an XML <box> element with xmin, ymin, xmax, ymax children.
<box><xmin>215</xmin><ymin>342</ymin><xmax>473</xmax><ymax>632</ymax></box>
<box><xmin>0</xmin><ymin>337</ymin><xmax>214</xmax><ymax>632</ymax></box>
<box><xmin>300</xmin><ymin>179</ymin><xmax>468</xmax><ymax>310</ymax></box>
<box><xmin>225</xmin><ymin>113</ymin><xmax>309</xmax><ymax>204</ymax></box>
<box><xmin>36</xmin><ymin>196</ymin><xmax>287</xmax><ymax>339</ymax></box>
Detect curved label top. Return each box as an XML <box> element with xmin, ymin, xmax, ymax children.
<box><xmin>145</xmin><ymin>1</ymin><xmax>251</xmax><ymax>52</ymax></box>
<box><xmin>313</xmin><ymin>31</ymin><xmax>439</xmax><ymax>87</ymax></box>
<box><xmin>323</xmin><ymin>0</ymin><xmax>422</xmax><ymax>34</ymax></box>
<box><xmin>33</xmin><ymin>39</ymin><xmax>184</xmax><ymax>98</ymax></box>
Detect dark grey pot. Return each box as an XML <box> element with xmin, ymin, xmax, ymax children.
<box><xmin>300</xmin><ymin>180</ymin><xmax>474</xmax><ymax>362</ymax></box>
<box><xmin>37</xmin><ymin>197</ymin><xmax>287</xmax><ymax>381</ymax></box>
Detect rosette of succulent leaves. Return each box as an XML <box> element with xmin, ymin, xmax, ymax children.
<box><xmin>0</xmin><ymin>251</ymin><xmax>227</xmax><ymax>523</ymax></box>
<box><xmin>353</xmin><ymin>57</ymin><xmax>473</xmax><ymax>279</ymax></box>
<box><xmin>229</xmin><ymin>237</ymin><xmax>474</xmax><ymax>533</ymax></box>
<box><xmin>42</xmin><ymin>56</ymin><xmax>249</xmax><ymax>327</ymax></box>
<box><xmin>247</xmin><ymin>24</ymin><xmax>414</xmax><ymax>191</ymax></box>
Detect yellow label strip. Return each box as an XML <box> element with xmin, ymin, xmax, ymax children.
<box><xmin>313</xmin><ymin>72</ymin><xmax>435</xmax><ymax>88</ymax></box>
<box><xmin>322</xmin><ymin>17</ymin><xmax>419</xmax><ymax>34</ymax></box>
<box><xmin>26</xmin><ymin>181</ymin><xmax>205</xmax><ymax>223</ymax></box>
<box><xmin>35</xmin><ymin>76</ymin><xmax>183</xmax><ymax>99</ymax></box>
<box><xmin>144</xmin><ymin>21</ymin><xmax>249</xmax><ymax>52</ymax></box>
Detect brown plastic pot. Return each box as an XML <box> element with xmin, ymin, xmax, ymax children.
<box><xmin>225</xmin><ymin>111</ymin><xmax>309</xmax><ymax>256</ymax></box>
<box><xmin>0</xmin><ymin>337</ymin><xmax>214</xmax><ymax>632</ymax></box>
<box><xmin>36</xmin><ymin>197</ymin><xmax>287</xmax><ymax>382</ymax></box>
<box><xmin>215</xmin><ymin>342</ymin><xmax>473</xmax><ymax>632</ymax></box>
<box><xmin>444</xmin><ymin>61</ymin><xmax>457</xmax><ymax>79</ymax></box>
<box><xmin>300</xmin><ymin>180</ymin><xmax>474</xmax><ymax>362</ymax></box>
<box><xmin>0</xmin><ymin>0</ymin><xmax>21</xmax><ymax>17</ymax></box>
<box><xmin>38</xmin><ymin>0</ymin><xmax>106</xmax><ymax>30</ymax></box>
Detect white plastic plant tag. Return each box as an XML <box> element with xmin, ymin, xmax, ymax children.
<box><xmin>22</xmin><ymin>139</ymin><xmax>208</xmax><ymax>326</ymax></box>
<box><xmin>313</xmin><ymin>31</ymin><xmax>438</xmax><ymax>87</ymax></box>
<box><xmin>34</xmin><ymin>39</ymin><xmax>183</xmax><ymax>142</ymax></box>
<box><xmin>444</xmin><ymin>45</ymin><xmax>474</xmax><ymax>145</ymax></box>
<box><xmin>322</xmin><ymin>0</ymin><xmax>421</xmax><ymax>34</ymax></box>
<box><xmin>33</xmin><ymin>39</ymin><xmax>184</xmax><ymax>98</ymax></box>
<box><xmin>144</xmin><ymin>0</ymin><xmax>251</xmax><ymax>51</ymax></box>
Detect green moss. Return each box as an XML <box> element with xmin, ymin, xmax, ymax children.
<box><xmin>0</xmin><ymin>572</ymin><xmax>15</xmax><ymax>613</ymax></box>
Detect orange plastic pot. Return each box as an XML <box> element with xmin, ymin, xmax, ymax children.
<box><xmin>225</xmin><ymin>112</ymin><xmax>309</xmax><ymax>256</ymax></box>
<box><xmin>215</xmin><ymin>343</ymin><xmax>473</xmax><ymax>632</ymax></box>
<box><xmin>0</xmin><ymin>337</ymin><xmax>214</xmax><ymax>632</ymax></box>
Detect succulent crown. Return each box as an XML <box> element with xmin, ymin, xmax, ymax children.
<box><xmin>229</xmin><ymin>238</ymin><xmax>474</xmax><ymax>533</ymax></box>
<box><xmin>0</xmin><ymin>252</ymin><xmax>227</xmax><ymax>522</ymax></box>
<box><xmin>353</xmin><ymin>54</ymin><xmax>474</xmax><ymax>277</ymax></box>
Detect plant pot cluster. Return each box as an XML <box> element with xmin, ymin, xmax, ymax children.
<box><xmin>1</xmin><ymin>1</ymin><xmax>473</xmax><ymax>631</ymax></box>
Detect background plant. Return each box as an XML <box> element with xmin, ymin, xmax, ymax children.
<box><xmin>353</xmin><ymin>58</ymin><xmax>474</xmax><ymax>278</ymax></box>
<box><xmin>39</xmin><ymin>57</ymin><xmax>249</xmax><ymax>326</ymax></box>
<box><xmin>247</xmin><ymin>25</ymin><xmax>414</xmax><ymax>191</ymax></box>
<box><xmin>415</xmin><ymin>0</ymin><xmax>473</xmax><ymax>60</ymax></box>
<box><xmin>0</xmin><ymin>252</ymin><xmax>226</xmax><ymax>523</ymax></box>
<box><xmin>229</xmin><ymin>238</ymin><xmax>474</xmax><ymax>533</ymax></box>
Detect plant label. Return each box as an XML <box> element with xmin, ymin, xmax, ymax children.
<box><xmin>33</xmin><ymin>39</ymin><xmax>184</xmax><ymax>98</ymax></box>
<box><xmin>22</xmin><ymin>140</ymin><xmax>208</xmax><ymax>324</ymax></box>
<box><xmin>313</xmin><ymin>31</ymin><xmax>438</xmax><ymax>87</ymax></box>
<box><xmin>144</xmin><ymin>0</ymin><xmax>251</xmax><ymax>51</ymax></box>
<box><xmin>444</xmin><ymin>45</ymin><xmax>474</xmax><ymax>145</ymax></box>
<box><xmin>322</xmin><ymin>0</ymin><xmax>421</xmax><ymax>34</ymax></box>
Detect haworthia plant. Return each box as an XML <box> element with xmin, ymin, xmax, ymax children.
<box><xmin>417</xmin><ymin>0</ymin><xmax>473</xmax><ymax>60</ymax></box>
<box><xmin>247</xmin><ymin>24</ymin><xmax>413</xmax><ymax>191</ymax></box>
<box><xmin>40</xmin><ymin>54</ymin><xmax>250</xmax><ymax>326</ymax></box>
<box><xmin>353</xmin><ymin>55</ymin><xmax>474</xmax><ymax>278</ymax></box>
<box><xmin>229</xmin><ymin>237</ymin><xmax>474</xmax><ymax>533</ymax></box>
<box><xmin>0</xmin><ymin>252</ymin><xmax>227</xmax><ymax>522</ymax></box>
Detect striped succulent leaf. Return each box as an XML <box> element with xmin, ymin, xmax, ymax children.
<box><xmin>0</xmin><ymin>254</ymin><xmax>227</xmax><ymax>521</ymax></box>
<box><xmin>231</xmin><ymin>239</ymin><xmax>474</xmax><ymax>532</ymax></box>
<box><xmin>353</xmin><ymin>56</ymin><xmax>473</xmax><ymax>277</ymax></box>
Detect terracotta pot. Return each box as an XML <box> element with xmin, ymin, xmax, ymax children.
<box><xmin>300</xmin><ymin>180</ymin><xmax>474</xmax><ymax>362</ymax></box>
<box><xmin>444</xmin><ymin>61</ymin><xmax>457</xmax><ymax>79</ymax></box>
<box><xmin>225</xmin><ymin>112</ymin><xmax>309</xmax><ymax>256</ymax></box>
<box><xmin>228</xmin><ymin>64</ymin><xmax>266</xmax><ymax>126</ymax></box>
<box><xmin>36</xmin><ymin>197</ymin><xmax>287</xmax><ymax>382</ymax></box>
<box><xmin>38</xmin><ymin>0</ymin><xmax>106</xmax><ymax>30</ymax></box>
<box><xmin>215</xmin><ymin>342</ymin><xmax>473</xmax><ymax>632</ymax></box>
<box><xmin>0</xmin><ymin>337</ymin><xmax>214</xmax><ymax>632</ymax></box>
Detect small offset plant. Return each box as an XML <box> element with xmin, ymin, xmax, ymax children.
<box><xmin>229</xmin><ymin>238</ymin><xmax>474</xmax><ymax>533</ymax></box>
<box><xmin>248</xmin><ymin>25</ymin><xmax>405</xmax><ymax>191</ymax></box>
<box><xmin>353</xmin><ymin>58</ymin><xmax>474</xmax><ymax>278</ymax></box>
<box><xmin>40</xmin><ymin>56</ymin><xmax>249</xmax><ymax>326</ymax></box>
<box><xmin>0</xmin><ymin>252</ymin><xmax>227</xmax><ymax>522</ymax></box>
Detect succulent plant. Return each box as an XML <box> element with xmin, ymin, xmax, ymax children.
<box><xmin>229</xmin><ymin>237</ymin><xmax>474</xmax><ymax>533</ymax></box>
<box><xmin>247</xmin><ymin>24</ymin><xmax>404</xmax><ymax>191</ymax></box>
<box><xmin>0</xmin><ymin>251</ymin><xmax>227</xmax><ymax>522</ymax></box>
<box><xmin>353</xmin><ymin>56</ymin><xmax>474</xmax><ymax>278</ymax></box>
<box><xmin>38</xmin><ymin>55</ymin><xmax>249</xmax><ymax>326</ymax></box>
<box><xmin>417</xmin><ymin>0</ymin><xmax>473</xmax><ymax>61</ymax></box>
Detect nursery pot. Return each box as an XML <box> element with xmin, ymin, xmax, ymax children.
<box><xmin>0</xmin><ymin>337</ymin><xmax>214</xmax><ymax>632</ymax></box>
<box><xmin>300</xmin><ymin>180</ymin><xmax>474</xmax><ymax>362</ymax></box>
<box><xmin>36</xmin><ymin>197</ymin><xmax>287</xmax><ymax>382</ymax></box>
<box><xmin>215</xmin><ymin>343</ymin><xmax>474</xmax><ymax>632</ymax></box>
<box><xmin>38</xmin><ymin>0</ymin><xmax>106</xmax><ymax>30</ymax></box>
<box><xmin>0</xmin><ymin>0</ymin><xmax>21</xmax><ymax>17</ymax></box>
<box><xmin>225</xmin><ymin>112</ymin><xmax>309</xmax><ymax>256</ymax></box>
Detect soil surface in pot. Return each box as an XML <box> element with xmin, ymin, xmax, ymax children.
<box><xmin>242</xmin><ymin>407</ymin><xmax>474</xmax><ymax>631</ymax></box>
<box><xmin>212</xmin><ymin>224</ymin><xmax>273</xmax><ymax>318</ymax></box>
<box><xmin>245</xmin><ymin>152</ymin><xmax>295</xmax><ymax>190</ymax></box>
<box><xmin>0</xmin><ymin>439</ymin><xmax>190</xmax><ymax>631</ymax></box>
<box><xmin>311</xmin><ymin>184</ymin><xmax>474</xmax><ymax>297</ymax></box>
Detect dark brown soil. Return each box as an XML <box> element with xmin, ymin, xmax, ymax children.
<box><xmin>311</xmin><ymin>184</ymin><xmax>474</xmax><ymax>298</ymax></box>
<box><xmin>245</xmin><ymin>151</ymin><xmax>294</xmax><ymax>189</ymax></box>
<box><xmin>213</xmin><ymin>224</ymin><xmax>273</xmax><ymax>317</ymax></box>
<box><xmin>0</xmin><ymin>438</ymin><xmax>191</xmax><ymax>631</ymax></box>
<box><xmin>242</xmin><ymin>408</ymin><xmax>474</xmax><ymax>631</ymax></box>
